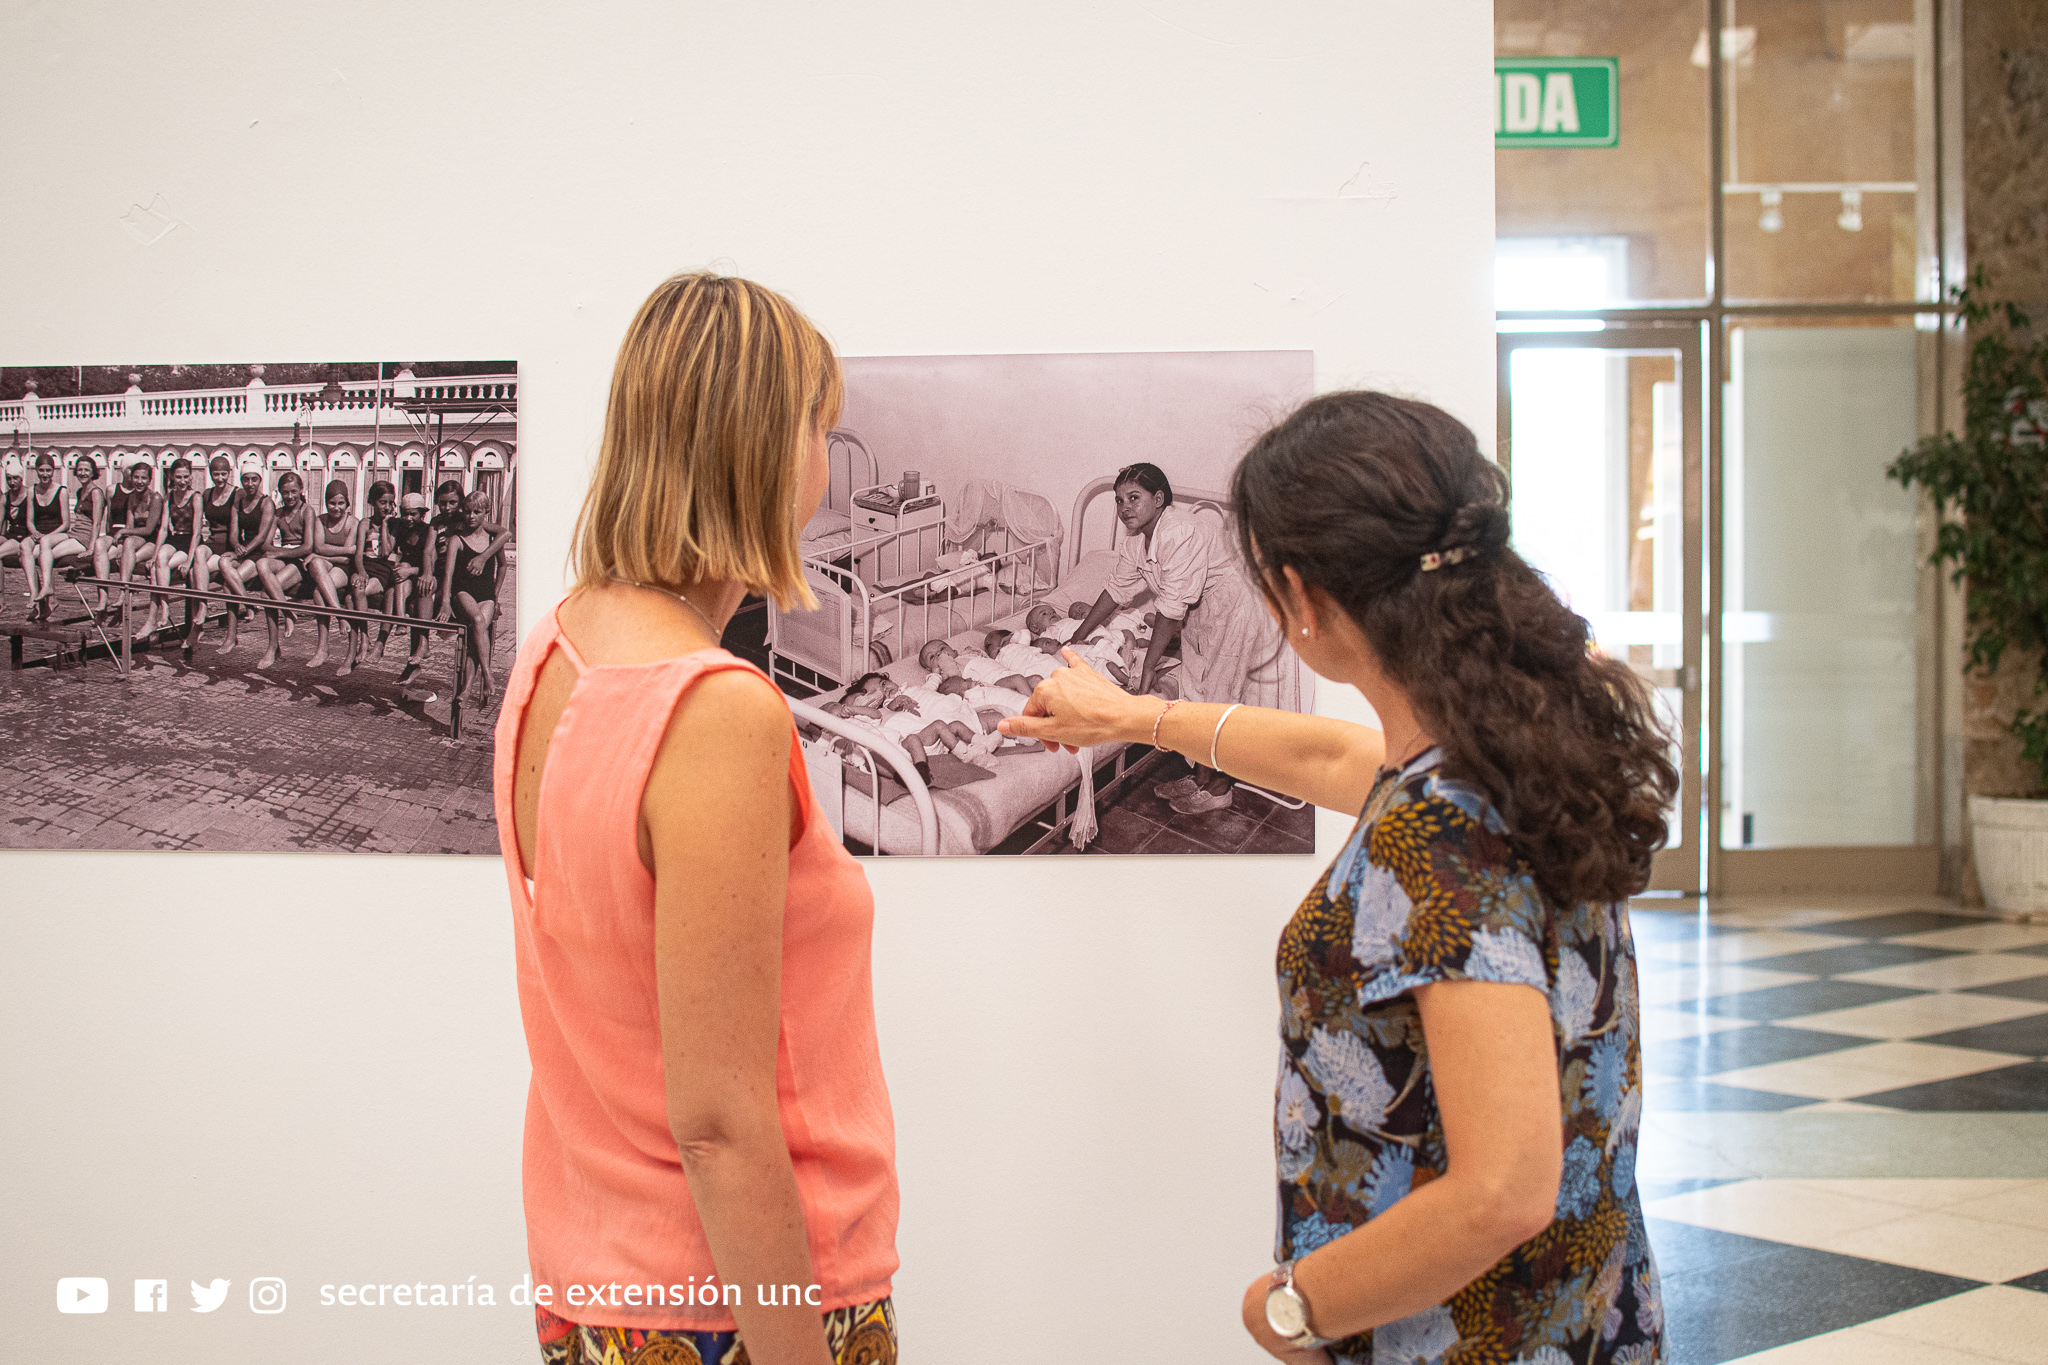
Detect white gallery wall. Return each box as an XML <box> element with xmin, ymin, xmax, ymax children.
<box><xmin>0</xmin><ymin>4</ymin><xmax>1493</xmax><ymax>1362</ymax></box>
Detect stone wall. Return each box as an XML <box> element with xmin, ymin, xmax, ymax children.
<box><xmin>1957</xmin><ymin>0</ymin><xmax>2048</xmax><ymax>898</ymax></box>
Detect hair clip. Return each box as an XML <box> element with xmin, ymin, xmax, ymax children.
<box><xmin>1419</xmin><ymin>546</ymin><xmax>1474</xmax><ymax>573</ymax></box>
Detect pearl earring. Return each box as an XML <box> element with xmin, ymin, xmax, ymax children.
<box><xmin>1300</xmin><ymin>627</ymin><xmax>1309</xmax><ymax>637</ymax></box>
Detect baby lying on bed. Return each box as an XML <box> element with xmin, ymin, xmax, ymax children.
<box><xmin>820</xmin><ymin>672</ymin><xmax>1002</xmax><ymax>785</ymax></box>
<box><xmin>1028</xmin><ymin>600</ymin><xmax>1154</xmax><ymax>651</ymax></box>
<box><xmin>1019</xmin><ymin>603</ymin><xmax>1146</xmax><ymax>687</ymax></box>
<box><xmin>918</xmin><ymin>638</ymin><xmax>1041</xmax><ymax>695</ymax></box>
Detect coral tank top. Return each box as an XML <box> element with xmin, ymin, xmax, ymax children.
<box><xmin>493</xmin><ymin>604</ymin><xmax>898</xmax><ymax>1329</ymax></box>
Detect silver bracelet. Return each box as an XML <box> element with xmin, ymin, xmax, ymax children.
<box><xmin>1210</xmin><ymin>703</ymin><xmax>1243</xmax><ymax>771</ymax></box>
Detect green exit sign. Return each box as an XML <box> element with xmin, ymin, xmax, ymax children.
<box><xmin>1495</xmin><ymin>57</ymin><xmax>1619</xmax><ymax>148</ymax></box>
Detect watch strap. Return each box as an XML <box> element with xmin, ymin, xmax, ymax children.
<box><xmin>1266</xmin><ymin>1259</ymin><xmax>1334</xmax><ymax>1350</ymax></box>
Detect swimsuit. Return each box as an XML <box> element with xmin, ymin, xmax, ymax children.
<box><xmin>391</xmin><ymin>518</ymin><xmax>433</xmax><ymax>573</ymax></box>
<box><xmin>3</xmin><ymin>495</ymin><xmax>27</xmax><ymax>540</ymax></box>
<box><xmin>274</xmin><ymin>503</ymin><xmax>318</xmax><ymax>598</ymax></box>
<box><xmin>229</xmin><ymin>495</ymin><xmax>270</xmax><ymax>554</ymax></box>
<box><xmin>66</xmin><ymin>486</ymin><xmax>102</xmax><ymax>540</ymax></box>
<box><xmin>30</xmin><ymin>487</ymin><xmax>64</xmax><ymax>535</ymax></box>
<box><xmin>451</xmin><ymin>531</ymin><xmax>501</xmax><ymax>602</ymax></box>
<box><xmin>358</xmin><ymin>516</ymin><xmax>399</xmax><ymax>590</ymax></box>
<box><xmin>203</xmin><ymin>488</ymin><xmax>235</xmax><ymax>554</ymax></box>
<box><xmin>165</xmin><ymin>492</ymin><xmax>198</xmax><ymax>548</ymax></box>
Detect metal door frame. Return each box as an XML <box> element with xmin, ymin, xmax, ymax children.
<box><xmin>1498</xmin><ymin>325</ymin><xmax>1706</xmax><ymax>894</ymax></box>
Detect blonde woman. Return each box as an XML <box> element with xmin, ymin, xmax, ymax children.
<box><xmin>494</xmin><ymin>273</ymin><xmax>899</xmax><ymax>1365</ymax></box>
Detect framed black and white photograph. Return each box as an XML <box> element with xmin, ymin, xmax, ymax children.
<box><xmin>0</xmin><ymin>362</ymin><xmax>516</xmax><ymax>854</ymax></box>
<box><xmin>717</xmin><ymin>349</ymin><xmax>1317</xmax><ymax>857</ymax></box>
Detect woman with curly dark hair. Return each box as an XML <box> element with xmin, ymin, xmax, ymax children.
<box><xmin>1003</xmin><ymin>390</ymin><xmax>1678</xmax><ymax>1365</ymax></box>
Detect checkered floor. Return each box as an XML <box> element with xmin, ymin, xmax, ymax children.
<box><xmin>1631</xmin><ymin>901</ymin><xmax>2048</xmax><ymax>1363</ymax></box>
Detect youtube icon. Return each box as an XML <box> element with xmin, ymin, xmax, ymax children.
<box><xmin>56</xmin><ymin>1278</ymin><xmax>108</xmax><ymax>1314</ymax></box>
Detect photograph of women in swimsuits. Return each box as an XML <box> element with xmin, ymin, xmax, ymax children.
<box><xmin>736</xmin><ymin>349</ymin><xmax>1314</xmax><ymax>857</ymax></box>
<box><xmin>0</xmin><ymin>360</ymin><xmax>517</xmax><ymax>856</ymax></box>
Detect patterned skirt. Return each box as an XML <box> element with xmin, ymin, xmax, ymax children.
<box><xmin>537</xmin><ymin>1297</ymin><xmax>895</xmax><ymax>1365</ymax></box>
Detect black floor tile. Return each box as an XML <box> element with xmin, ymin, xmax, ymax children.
<box><xmin>1742</xmin><ymin>943</ymin><xmax>1961</xmax><ymax>976</ymax></box>
<box><xmin>2006</xmin><ymin>1268</ymin><xmax>2048</xmax><ymax>1293</ymax></box>
<box><xmin>1088</xmin><ymin>806</ymin><xmax>1161</xmax><ymax>854</ymax></box>
<box><xmin>1251</xmin><ymin>791</ymin><xmax>1317</xmax><ymax>838</ymax></box>
<box><xmin>1797</xmin><ymin>910</ymin><xmax>1987</xmax><ymax>939</ymax></box>
<box><xmin>1178</xmin><ymin>801</ymin><xmax>1267</xmax><ymax>851</ymax></box>
<box><xmin>1637</xmin><ymin>1176</ymin><xmax>1743</xmax><ymax>1202</ymax></box>
<box><xmin>1645</xmin><ymin>1026</ymin><xmax>1867</xmax><ymax>1079</ymax></box>
<box><xmin>1643</xmin><ymin>1078</ymin><xmax>1816</xmax><ymax>1111</ymax></box>
<box><xmin>1699</xmin><ymin>979</ymin><xmax>1924</xmax><ymax>1021</ymax></box>
<box><xmin>1111</xmin><ymin>764</ymin><xmax>1202</xmax><ymax>826</ymax></box>
<box><xmin>1854</xmin><ymin>1059</ymin><xmax>2048</xmax><ymax>1111</ymax></box>
<box><xmin>1140</xmin><ymin>826</ymin><xmax>1227</xmax><ymax>856</ymax></box>
<box><xmin>1649</xmin><ymin>1220</ymin><xmax>1983</xmax><ymax>1364</ymax></box>
<box><xmin>1913</xmin><ymin>1013</ymin><xmax>2048</xmax><ymax>1057</ymax></box>
<box><xmin>1242</xmin><ymin>827</ymin><xmax>1313</xmax><ymax>855</ymax></box>
<box><xmin>1964</xmin><ymin>974</ymin><xmax>2048</xmax><ymax>1003</ymax></box>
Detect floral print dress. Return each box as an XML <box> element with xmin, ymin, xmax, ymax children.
<box><xmin>1275</xmin><ymin>750</ymin><xmax>1663</xmax><ymax>1365</ymax></box>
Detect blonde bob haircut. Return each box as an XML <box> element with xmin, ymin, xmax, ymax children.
<box><xmin>572</xmin><ymin>271</ymin><xmax>842</xmax><ymax>609</ymax></box>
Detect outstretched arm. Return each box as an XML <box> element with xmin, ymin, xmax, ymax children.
<box><xmin>1001</xmin><ymin>648</ymin><xmax>1386</xmax><ymax>813</ymax></box>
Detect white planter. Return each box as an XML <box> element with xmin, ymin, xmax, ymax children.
<box><xmin>1970</xmin><ymin>795</ymin><xmax>2048</xmax><ymax>913</ymax></box>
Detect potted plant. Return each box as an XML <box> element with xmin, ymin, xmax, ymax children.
<box><xmin>1889</xmin><ymin>269</ymin><xmax>2048</xmax><ymax>910</ymax></box>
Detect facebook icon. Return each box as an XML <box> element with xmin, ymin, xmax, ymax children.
<box><xmin>134</xmin><ymin>1280</ymin><xmax>167</xmax><ymax>1312</ymax></box>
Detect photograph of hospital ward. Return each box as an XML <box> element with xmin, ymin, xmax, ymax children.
<box><xmin>718</xmin><ymin>350</ymin><xmax>1317</xmax><ymax>857</ymax></box>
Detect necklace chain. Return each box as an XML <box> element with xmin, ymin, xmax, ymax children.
<box><xmin>617</xmin><ymin>578</ymin><xmax>720</xmax><ymax>636</ymax></box>
<box><xmin>1381</xmin><ymin>725</ymin><xmax>1433</xmax><ymax>773</ymax></box>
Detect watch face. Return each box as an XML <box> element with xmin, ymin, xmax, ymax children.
<box><xmin>1265</xmin><ymin>1286</ymin><xmax>1308</xmax><ymax>1338</ymax></box>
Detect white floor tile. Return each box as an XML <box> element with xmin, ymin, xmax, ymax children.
<box><xmin>1644</xmin><ymin>1178</ymin><xmax>1913</xmax><ymax>1244</ymax></box>
<box><xmin>1796</xmin><ymin>1178</ymin><xmax>2048</xmax><ymax>1211</ymax></box>
<box><xmin>1859</xmin><ymin>1285</ymin><xmax>2048</xmax><ymax>1363</ymax></box>
<box><xmin>1817</xmin><ymin>1209</ymin><xmax>2048</xmax><ymax>1282</ymax></box>
<box><xmin>1778</xmin><ymin>992</ymin><xmax>2048</xmax><ymax>1040</ymax></box>
<box><xmin>1837</xmin><ymin>954</ymin><xmax>2048</xmax><ymax>991</ymax></box>
<box><xmin>1708</xmin><ymin>1041</ymin><xmax>2031</xmax><ymax>1100</ymax></box>
<box><xmin>1639</xmin><ymin>930</ymin><xmax>1860</xmax><ymax>965</ymax></box>
<box><xmin>1887</xmin><ymin>923</ymin><xmax>2048</xmax><ymax>953</ymax></box>
<box><xmin>1945</xmin><ymin>1181</ymin><xmax>2048</xmax><ymax>1232</ymax></box>
<box><xmin>1639</xmin><ymin>964</ymin><xmax>1815</xmax><ymax>1007</ymax></box>
<box><xmin>1640</xmin><ymin>1006</ymin><xmax>1759</xmax><ymax>1043</ymax></box>
<box><xmin>1728</xmin><ymin>1324</ymin><xmax>2012</xmax><ymax>1364</ymax></box>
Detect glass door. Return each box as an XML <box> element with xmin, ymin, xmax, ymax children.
<box><xmin>1498</xmin><ymin>327</ymin><xmax>1704</xmax><ymax>893</ymax></box>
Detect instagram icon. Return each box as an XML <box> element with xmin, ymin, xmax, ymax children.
<box><xmin>249</xmin><ymin>1279</ymin><xmax>287</xmax><ymax>1314</ymax></box>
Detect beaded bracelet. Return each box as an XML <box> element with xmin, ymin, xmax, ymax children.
<box><xmin>1150</xmin><ymin>697</ymin><xmax>1182</xmax><ymax>750</ymax></box>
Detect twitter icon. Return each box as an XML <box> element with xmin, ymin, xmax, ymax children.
<box><xmin>190</xmin><ymin>1279</ymin><xmax>230</xmax><ymax>1313</ymax></box>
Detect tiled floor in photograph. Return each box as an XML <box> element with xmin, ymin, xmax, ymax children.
<box><xmin>0</xmin><ymin>571</ymin><xmax>514</xmax><ymax>854</ymax></box>
<box><xmin>1631</xmin><ymin>897</ymin><xmax>2048</xmax><ymax>1363</ymax></box>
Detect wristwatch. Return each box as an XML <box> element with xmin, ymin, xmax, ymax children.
<box><xmin>1264</xmin><ymin>1259</ymin><xmax>1334</xmax><ymax>1350</ymax></box>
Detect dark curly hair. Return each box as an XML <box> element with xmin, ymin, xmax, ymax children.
<box><xmin>1231</xmin><ymin>391</ymin><xmax>1679</xmax><ymax>907</ymax></box>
